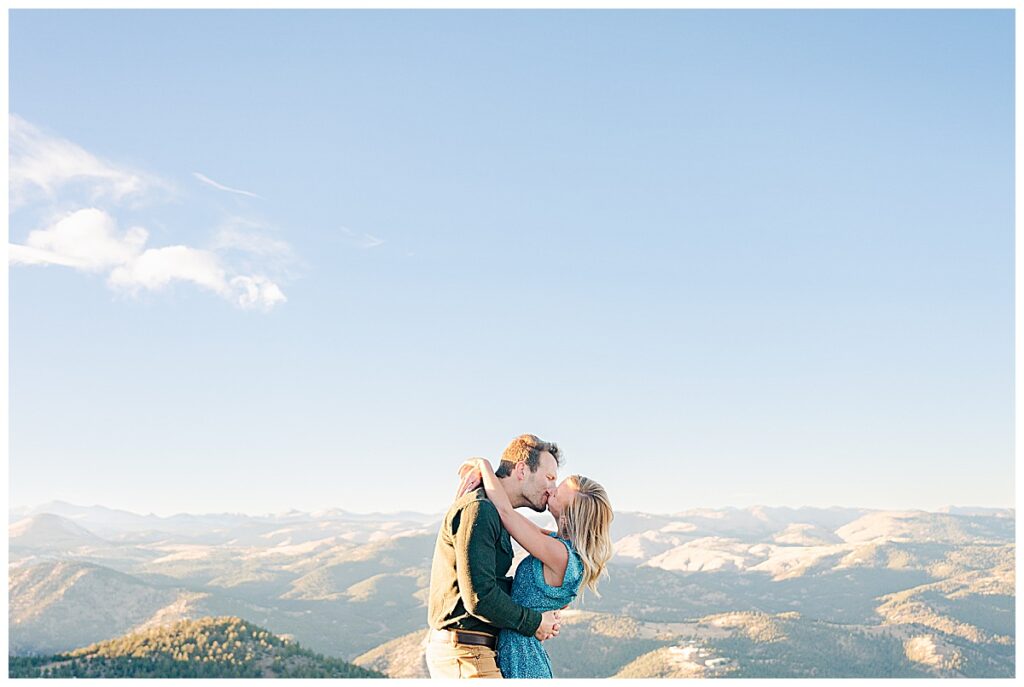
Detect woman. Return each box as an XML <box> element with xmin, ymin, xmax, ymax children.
<box><xmin>455</xmin><ymin>457</ymin><xmax>614</xmax><ymax>679</ymax></box>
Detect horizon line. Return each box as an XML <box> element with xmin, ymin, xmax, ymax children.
<box><xmin>8</xmin><ymin>498</ymin><xmax>1016</xmax><ymax>521</ymax></box>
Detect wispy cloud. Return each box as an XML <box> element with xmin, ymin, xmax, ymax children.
<box><xmin>212</xmin><ymin>218</ymin><xmax>294</xmax><ymax>258</ymax></box>
<box><xmin>9</xmin><ymin>243</ymin><xmax>93</xmax><ymax>269</ymax></box>
<box><xmin>193</xmin><ymin>172</ymin><xmax>261</xmax><ymax>199</ymax></box>
<box><xmin>339</xmin><ymin>226</ymin><xmax>384</xmax><ymax>249</ymax></box>
<box><xmin>10</xmin><ymin>115</ymin><xmax>155</xmax><ymax>209</ymax></box>
<box><xmin>209</xmin><ymin>217</ymin><xmax>303</xmax><ymax>285</ymax></box>
<box><xmin>9</xmin><ymin>117</ymin><xmax>292</xmax><ymax>312</ymax></box>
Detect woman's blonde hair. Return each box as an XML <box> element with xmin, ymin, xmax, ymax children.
<box><xmin>556</xmin><ymin>475</ymin><xmax>614</xmax><ymax>600</ymax></box>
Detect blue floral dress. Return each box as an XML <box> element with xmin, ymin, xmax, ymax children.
<box><xmin>497</xmin><ymin>534</ymin><xmax>583</xmax><ymax>679</ymax></box>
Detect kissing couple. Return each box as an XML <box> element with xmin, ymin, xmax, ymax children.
<box><xmin>425</xmin><ymin>434</ymin><xmax>614</xmax><ymax>679</ymax></box>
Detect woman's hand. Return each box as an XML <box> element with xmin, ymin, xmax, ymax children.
<box><xmin>454</xmin><ymin>458</ymin><xmax>486</xmax><ymax>499</ymax></box>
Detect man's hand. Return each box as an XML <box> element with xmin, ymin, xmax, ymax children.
<box><xmin>534</xmin><ymin>610</ymin><xmax>561</xmax><ymax>641</ymax></box>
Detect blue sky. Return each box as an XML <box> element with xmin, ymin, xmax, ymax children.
<box><xmin>9</xmin><ymin>10</ymin><xmax>1014</xmax><ymax>516</ymax></box>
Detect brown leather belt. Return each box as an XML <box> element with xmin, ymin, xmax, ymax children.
<box><xmin>431</xmin><ymin>628</ymin><xmax>496</xmax><ymax>649</ymax></box>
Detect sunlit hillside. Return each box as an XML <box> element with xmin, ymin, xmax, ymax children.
<box><xmin>9</xmin><ymin>616</ymin><xmax>383</xmax><ymax>678</ymax></box>
<box><xmin>9</xmin><ymin>502</ymin><xmax>1014</xmax><ymax>678</ymax></box>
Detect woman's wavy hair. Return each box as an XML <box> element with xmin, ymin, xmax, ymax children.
<box><xmin>556</xmin><ymin>475</ymin><xmax>614</xmax><ymax>600</ymax></box>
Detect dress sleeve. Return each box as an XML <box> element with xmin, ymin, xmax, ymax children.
<box><xmin>563</xmin><ymin>540</ymin><xmax>585</xmax><ymax>590</ymax></box>
<box><xmin>537</xmin><ymin>535</ymin><xmax>585</xmax><ymax>599</ymax></box>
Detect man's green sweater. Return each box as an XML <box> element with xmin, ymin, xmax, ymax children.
<box><xmin>427</xmin><ymin>487</ymin><xmax>543</xmax><ymax>637</ymax></box>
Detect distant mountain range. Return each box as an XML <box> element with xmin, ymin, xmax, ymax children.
<box><xmin>8</xmin><ymin>501</ymin><xmax>1015</xmax><ymax>678</ymax></box>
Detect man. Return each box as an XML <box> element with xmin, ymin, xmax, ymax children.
<box><xmin>426</xmin><ymin>434</ymin><xmax>563</xmax><ymax>679</ymax></box>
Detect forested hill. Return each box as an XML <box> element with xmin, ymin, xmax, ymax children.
<box><xmin>8</xmin><ymin>616</ymin><xmax>383</xmax><ymax>679</ymax></box>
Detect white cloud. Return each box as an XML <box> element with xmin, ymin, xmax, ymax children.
<box><xmin>18</xmin><ymin>208</ymin><xmax>147</xmax><ymax>272</ymax></box>
<box><xmin>9</xmin><ymin>117</ymin><xmax>291</xmax><ymax>312</ymax></box>
<box><xmin>10</xmin><ymin>115</ymin><xmax>153</xmax><ymax>208</ymax></box>
<box><xmin>11</xmin><ymin>208</ymin><xmax>287</xmax><ymax>311</ymax></box>
<box><xmin>229</xmin><ymin>276</ymin><xmax>288</xmax><ymax>311</ymax></box>
<box><xmin>108</xmin><ymin>247</ymin><xmax>286</xmax><ymax>311</ymax></box>
<box><xmin>108</xmin><ymin>245</ymin><xmax>227</xmax><ymax>293</ymax></box>
<box><xmin>193</xmin><ymin>172</ymin><xmax>261</xmax><ymax>199</ymax></box>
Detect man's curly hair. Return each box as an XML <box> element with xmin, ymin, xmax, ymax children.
<box><xmin>494</xmin><ymin>434</ymin><xmax>562</xmax><ymax>478</ymax></box>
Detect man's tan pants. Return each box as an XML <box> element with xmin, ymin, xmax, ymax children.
<box><xmin>424</xmin><ymin>630</ymin><xmax>503</xmax><ymax>679</ymax></box>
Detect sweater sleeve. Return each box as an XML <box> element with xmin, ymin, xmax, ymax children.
<box><xmin>453</xmin><ymin>500</ymin><xmax>543</xmax><ymax>637</ymax></box>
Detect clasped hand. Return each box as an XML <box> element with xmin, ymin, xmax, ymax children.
<box><xmin>535</xmin><ymin>610</ymin><xmax>561</xmax><ymax>642</ymax></box>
